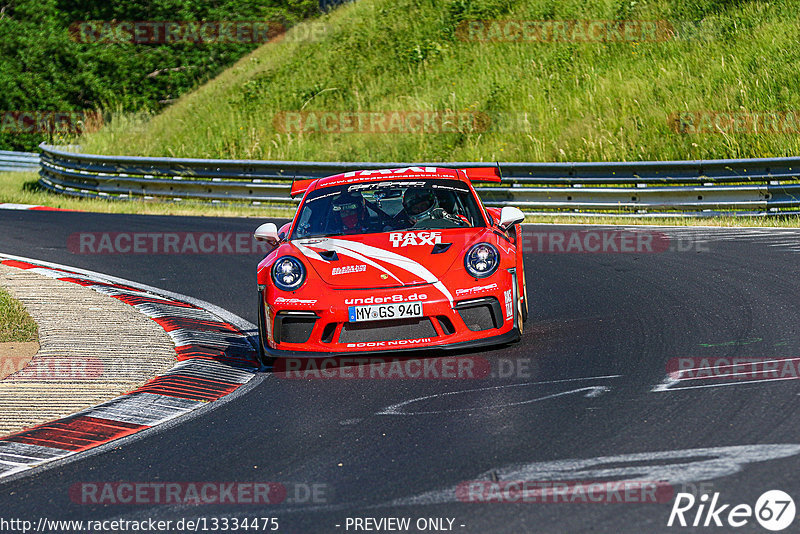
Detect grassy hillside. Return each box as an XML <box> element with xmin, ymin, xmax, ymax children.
<box><xmin>80</xmin><ymin>0</ymin><xmax>800</xmax><ymax>163</ymax></box>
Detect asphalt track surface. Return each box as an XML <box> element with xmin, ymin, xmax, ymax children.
<box><xmin>1</xmin><ymin>210</ymin><xmax>800</xmax><ymax>533</ymax></box>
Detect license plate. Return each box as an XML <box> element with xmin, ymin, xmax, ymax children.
<box><xmin>348</xmin><ymin>302</ymin><xmax>423</xmax><ymax>322</ymax></box>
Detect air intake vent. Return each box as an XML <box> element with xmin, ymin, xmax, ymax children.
<box><xmin>455</xmin><ymin>297</ymin><xmax>503</xmax><ymax>331</ymax></box>
<box><xmin>274</xmin><ymin>312</ymin><xmax>317</xmax><ymax>344</ymax></box>
<box><xmin>436</xmin><ymin>316</ymin><xmax>456</xmax><ymax>336</ymax></box>
<box><xmin>320</xmin><ymin>323</ymin><xmax>337</xmax><ymax>343</ymax></box>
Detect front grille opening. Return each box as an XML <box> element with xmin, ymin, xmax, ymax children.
<box><xmin>275</xmin><ymin>313</ymin><xmax>317</xmax><ymax>344</ymax></box>
<box><xmin>320</xmin><ymin>323</ymin><xmax>337</xmax><ymax>344</ymax></box>
<box><xmin>456</xmin><ymin>297</ymin><xmax>503</xmax><ymax>332</ymax></box>
<box><xmin>436</xmin><ymin>316</ymin><xmax>456</xmax><ymax>336</ymax></box>
<box><xmin>339</xmin><ymin>317</ymin><xmax>437</xmax><ymax>343</ymax></box>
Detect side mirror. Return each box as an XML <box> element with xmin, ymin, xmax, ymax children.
<box><xmin>498</xmin><ymin>206</ymin><xmax>525</xmax><ymax>230</ymax></box>
<box><xmin>254</xmin><ymin>222</ymin><xmax>279</xmax><ymax>244</ymax></box>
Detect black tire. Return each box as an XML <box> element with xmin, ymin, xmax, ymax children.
<box><xmin>520</xmin><ymin>263</ymin><xmax>529</xmax><ymax>323</ymax></box>
<box><xmin>256</xmin><ymin>291</ymin><xmax>268</xmax><ymax>367</ymax></box>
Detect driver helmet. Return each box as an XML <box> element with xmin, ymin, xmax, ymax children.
<box><xmin>402</xmin><ymin>188</ymin><xmax>438</xmax><ymax>222</ymax></box>
<box><xmin>332</xmin><ymin>191</ymin><xmax>366</xmax><ymax>231</ymax></box>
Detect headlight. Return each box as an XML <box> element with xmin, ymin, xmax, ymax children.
<box><xmin>464</xmin><ymin>243</ymin><xmax>499</xmax><ymax>278</ymax></box>
<box><xmin>272</xmin><ymin>256</ymin><xmax>306</xmax><ymax>291</ymax></box>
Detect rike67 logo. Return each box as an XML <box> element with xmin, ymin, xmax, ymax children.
<box><xmin>668</xmin><ymin>490</ymin><xmax>796</xmax><ymax>531</ymax></box>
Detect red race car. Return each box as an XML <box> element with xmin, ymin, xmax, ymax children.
<box><xmin>254</xmin><ymin>166</ymin><xmax>527</xmax><ymax>362</ymax></box>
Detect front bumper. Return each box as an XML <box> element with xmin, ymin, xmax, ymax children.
<box><xmin>259</xmin><ymin>275</ymin><xmax>520</xmax><ymax>357</ymax></box>
<box><xmin>262</xmin><ymin>328</ymin><xmax>521</xmax><ymax>359</ymax></box>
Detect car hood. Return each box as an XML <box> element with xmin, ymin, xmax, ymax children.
<box><xmin>289</xmin><ymin>229</ymin><xmax>491</xmax><ymax>289</ymax></box>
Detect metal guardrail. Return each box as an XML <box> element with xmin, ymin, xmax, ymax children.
<box><xmin>38</xmin><ymin>144</ymin><xmax>800</xmax><ymax>216</ymax></box>
<box><xmin>0</xmin><ymin>150</ymin><xmax>40</xmax><ymax>173</ymax></box>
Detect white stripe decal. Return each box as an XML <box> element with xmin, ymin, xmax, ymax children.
<box><xmin>296</xmin><ymin>240</ymin><xmax>403</xmax><ymax>285</ymax></box>
<box><xmin>292</xmin><ymin>241</ymin><xmax>325</xmax><ymax>262</ymax></box>
<box><xmin>324</xmin><ymin>239</ymin><xmax>454</xmax><ymax>305</ymax></box>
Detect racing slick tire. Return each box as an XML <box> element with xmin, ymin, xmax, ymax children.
<box><xmin>256</xmin><ymin>292</ymin><xmax>273</xmax><ymax>368</ymax></box>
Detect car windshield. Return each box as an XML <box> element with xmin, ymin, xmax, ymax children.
<box><xmin>292</xmin><ymin>179</ymin><xmax>485</xmax><ymax>239</ymax></box>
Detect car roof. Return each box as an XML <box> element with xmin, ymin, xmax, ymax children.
<box><xmin>320</xmin><ymin>166</ymin><xmax>461</xmax><ymax>185</ymax></box>
<box><xmin>291</xmin><ymin>166</ymin><xmax>500</xmax><ymax>198</ymax></box>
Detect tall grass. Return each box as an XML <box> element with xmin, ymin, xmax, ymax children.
<box><xmin>0</xmin><ymin>171</ymin><xmax>291</xmax><ymax>217</ymax></box>
<box><xmin>77</xmin><ymin>0</ymin><xmax>800</xmax><ymax>163</ymax></box>
<box><xmin>0</xmin><ymin>287</ymin><xmax>37</xmax><ymax>343</ymax></box>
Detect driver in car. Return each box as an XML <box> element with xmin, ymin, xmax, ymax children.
<box><xmin>331</xmin><ymin>192</ymin><xmax>368</xmax><ymax>234</ymax></box>
<box><xmin>401</xmin><ymin>188</ymin><xmax>468</xmax><ymax>226</ymax></box>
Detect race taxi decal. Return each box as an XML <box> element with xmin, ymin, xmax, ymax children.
<box><xmin>504</xmin><ymin>289</ymin><xmax>513</xmax><ymax>320</ymax></box>
<box><xmin>343</xmin><ymin>167</ymin><xmax>439</xmax><ymax>178</ymax></box>
<box><xmin>389</xmin><ymin>231</ymin><xmax>442</xmax><ymax>248</ymax></box>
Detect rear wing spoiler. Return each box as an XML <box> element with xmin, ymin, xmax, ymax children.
<box><xmin>459</xmin><ymin>166</ymin><xmax>502</xmax><ymax>183</ymax></box>
<box><xmin>291</xmin><ymin>166</ymin><xmax>501</xmax><ymax>197</ymax></box>
<box><xmin>290</xmin><ymin>178</ymin><xmax>316</xmax><ymax>198</ymax></box>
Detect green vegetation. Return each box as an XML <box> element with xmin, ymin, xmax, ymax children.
<box><xmin>0</xmin><ymin>0</ymin><xmax>318</xmax><ymax>151</ymax></box>
<box><xmin>79</xmin><ymin>0</ymin><xmax>800</xmax><ymax>163</ymax></box>
<box><xmin>5</xmin><ymin>0</ymin><xmax>800</xmax><ymax>225</ymax></box>
<box><xmin>0</xmin><ymin>287</ymin><xmax>37</xmax><ymax>343</ymax></box>
<box><xmin>0</xmin><ymin>171</ymin><xmax>293</xmax><ymax>217</ymax></box>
